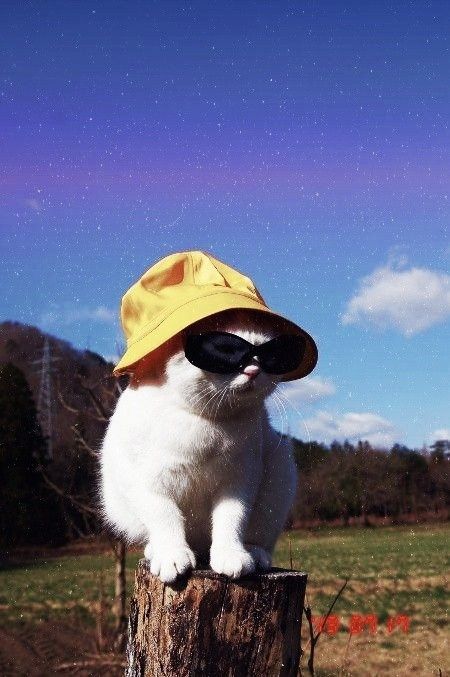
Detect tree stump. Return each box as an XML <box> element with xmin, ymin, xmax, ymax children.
<box><xmin>126</xmin><ymin>560</ymin><xmax>307</xmax><ymax>677</ymax></box>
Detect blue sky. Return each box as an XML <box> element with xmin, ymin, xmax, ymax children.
<box><xmin>1</xmin><ymin>0</ymin><xmax>449</xmax><ymax>449</ymax></box>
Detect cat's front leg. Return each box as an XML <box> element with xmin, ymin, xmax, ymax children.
<box><xmin>244</xmin><ymin>432</ymin><xmax>298</xmax><ymax>572</ymax></box>
<box><xmin>141</xmin><ymin>493</ymin><xmax>196</xmax><ymax>583</ymax></box>
<box><xmin>244</xmin><ymin>544</ymin><xmax>272</xmax><ymax>570</ymax></box>
<box><xmin>209</xmin><ymin>493</ymin><xmax>256</xmax><ymax>578</ymax></box>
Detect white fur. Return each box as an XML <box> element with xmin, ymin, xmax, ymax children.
<box><xmin>99</xmin><ymin>310</ymin><xmax>297</xmax><ymax>582</ymax></box>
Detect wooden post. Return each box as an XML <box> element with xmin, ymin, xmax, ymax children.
<box><xmin>126</xmin><ymin>560</ymin><xmax>307</xmax><ymax>677</ymax></box>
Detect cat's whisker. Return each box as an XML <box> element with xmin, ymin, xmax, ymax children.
<box><xmin>228</xmin><ymin>385</ymin><xmax>237</xmax><ymax>409</ymax></box>
<box><xmin>185</xmin><ymin>390</ymin><xmax>216</xmax><ymax>437</ymax></box>
<box><xmin>213</xmin><ymin>385</ymin><xmax>230</xmax><ymax>424</ymax></box>
<box><xmin>268</xmin><ymin>390</ymin><xmax>283</xmax><ymax>431</ymax></box>
<box><xmin>273</xmin><ymin>386</ymin><xmax>312</xmax><ymax>448</ymax></box>
<box><xmin>271</xmin><ymin>391</ymin><xmax>288</xmax><ymax>438</ymax></box>
<box><xmin>189</xmin><ymin>385</ymin><xmax>215</xmax><ymax>408</ymax></box>
<box><xmin>197</xmin><ymin>386</ymin><xmax>225</xmax><ymax>420</ymax></box>
<box><xmin>269</xmin><ymin>390</ymin><xmax>288</xmax><ymax>452</ymax></box>
<box><xmin>275</xmin><ymin>391</ymin><xmax>289</xmax><ymax>433</ymax></box>
<box><xmin>210</xmin><ymin>385</ymin><xmax>223</xmax><ymax>420</ymax></box>
<box><xmin>268</xmin><ymin>381</ymin><xmax>288</xmax><ymax>437</ymax></box>
<box><xmin>196</xmin><ymin>392</ymin><xmax>220</xmax><ymax>419</ymax></box>
<box><xmin>190</xmin><ymin>383</ymin><xmax>210</xmax><ymax>399</ymax></box>
<box><xmin>210</xmin><ymin>387</ymin><xmax>223</xmax><ymax>424</ymax></box>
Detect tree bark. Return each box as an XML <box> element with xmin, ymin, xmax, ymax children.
<box><xmin>113</xmin><ymin>538</ymin><xmax>128</xmax><ymax>652</ymax></box>
<box><xmin>126</xmin><ymin>561</ymin><xmax>307</xmax><ymax>677</ymax></box>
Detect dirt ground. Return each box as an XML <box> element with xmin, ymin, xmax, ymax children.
<box><xmin>0</xmin><ymin>622</ymin><xmax>125</xmax><ymax>677</ymax></box>
<box><xmin>2</xmin><ymin>621</ymin><xmax>447</xmax><ymax>676</ymax></box>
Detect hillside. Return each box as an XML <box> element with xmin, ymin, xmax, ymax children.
<box><xmin>0</xmin><ymin>321</ymin><xmax>123</xmax><ymax>482</ymax></box>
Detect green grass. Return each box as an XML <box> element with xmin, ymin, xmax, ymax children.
<box><xmin>276</xmin><ymin>523</ymin><xmax>448</xmax><ymax>581</ymax></box>
<box><xmin>0</xmin><ymin>552</ymin><xmax>141</xmax><ymax>625</ymax></box>
<box><xmin>276</xmin><ymin>523</ymin><xmax>449</xmax><ymax>630</ymax></box>
<box><xmin>0</xmin><ymin>524</ymin><xmax>448</xmax><ymax>630</ymax></box>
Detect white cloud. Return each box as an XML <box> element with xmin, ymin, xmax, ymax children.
<box><xmin>267</xmin><ymin>377</ymin><xmax>336</xmax><ymax>436</ymax></box>
<box><xmin>301</xmin><ymin>410</ymin><xmax>399</xmax><ymax>448</ymax></box>
<box><xmin>85</xmin><ymin>306</ymin><xmax>116</xmax><ymax>323</ymax></box>
<box><xmin>40</xmin><ymin>305</ymin><xmax>117</xmax><ymax>327</ymax></box>
<box><xmin>341</xmin><ymin>258</ymin><xmax>450</xmax><ymax>336</ymax></box>
<box><xmin>278</xmin><ymin>376</ymin><xmax>336</xmax><ymax>406</ymax></box>
<box><xmin>429</xmin><ymin>428</ymin><xmax>450</xmax><ymax>442</ymax></box>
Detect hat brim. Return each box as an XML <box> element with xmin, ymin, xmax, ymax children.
<box><xmin>113</xmin><ymin>291</ymin><xmax>318</xmax><ymax>381</ymax></box>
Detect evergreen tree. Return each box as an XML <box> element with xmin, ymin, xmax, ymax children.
<box><xmin>429</xmin><ymin>439</ymin><xmax>450</xmax><ymax>462</ymax></box>
<box><xmin>0</xmin><ymin>362</ymin><xmax>64</xmax><ymax>546</ymax></box>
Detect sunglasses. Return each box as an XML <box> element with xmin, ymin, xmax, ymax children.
<box><xmin>184</xmin><ymin>331</ymin><xmax>306</xmax><ymax>375</ymax></box>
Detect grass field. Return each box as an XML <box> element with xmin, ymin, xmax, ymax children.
<box><xmin>1</xmin><ymin>524</ymin><xmax>448</xmax><ymax>675</ymax></box>
<box><xmin>277</xmin><ymin>524</ymin><xmax>449</xmax><ymax>675</ymax></box>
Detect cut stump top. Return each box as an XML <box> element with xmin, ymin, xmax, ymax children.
<box><xmin>136</xmin><ymin>560</ymin><xmax>308</xmax><ymax>591</ymax></box>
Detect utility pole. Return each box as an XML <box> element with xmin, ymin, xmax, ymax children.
<box><xmin>32</xmin><ymin>338</ymin><xmax>59</xmax><ymax>459</ymax></box>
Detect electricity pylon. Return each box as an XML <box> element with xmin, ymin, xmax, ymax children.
<box><xmin>32</xmin><ymin>338</ymin><xmax>59</xmax><ymax>459</ymax></box>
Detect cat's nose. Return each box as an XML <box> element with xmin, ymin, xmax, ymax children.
<box><xmin>242</xmin><ymin>364</ymin><xmax>260</xmax><ymax>379</ymax></box>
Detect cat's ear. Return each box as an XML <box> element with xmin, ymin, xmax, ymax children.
<box><xmin>130</xmin><ymin>339</ymin><xmax>175</xmax><ymax>385</ymax></box>
<box><xmin>130</xmin><ymin>353</ymin><xmax>164</xmax><ymax>386</ymax></box>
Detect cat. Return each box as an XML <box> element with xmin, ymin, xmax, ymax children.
<box><xmin>99</xmin><ymin>308</ymin><xmax>297</xmax><ymax>583</ymax></box>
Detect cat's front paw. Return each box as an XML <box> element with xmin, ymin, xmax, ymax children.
<box><xmin>210</xmin><ymin>546</ymin><xmax>255</xmax><ymax>579</ymax></box>
<box><xmin>245</xmin><ymin>544</ymin><xmax>272</xmax><ymax>571</ymax></box>
<box><xmin>144</xmin><ymin>543</ymin><xmax>196</xmax><ymax>583</ymax></box>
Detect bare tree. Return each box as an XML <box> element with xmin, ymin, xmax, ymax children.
<box><xmin>41</xmin><ymin>371</ymin><xmax>129</xmax><ymax>651</ymax></box>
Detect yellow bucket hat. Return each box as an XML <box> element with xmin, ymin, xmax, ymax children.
<box><xmin>113</xmin><ymin>250</ymin><xmax>318</xmax><ymax>381</ymax></box>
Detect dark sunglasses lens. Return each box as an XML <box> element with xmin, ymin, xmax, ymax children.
<box><xmin>185</xmin><ymin>333</ymin><xmax>249</xmax><ymax>374</ymax></box>
<box><xmin>257</xmin><ymin>335</ymin><xmax>306</xmax><ymax>374</ymax></box>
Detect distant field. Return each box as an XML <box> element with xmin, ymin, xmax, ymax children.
<box><xmin>277</xmin><ymin>524</ymin><xmax>449</xmax><ymax>676</ymax></box>
<box><xmin>1</xmin><ymin>523</ymin><xmax>448</xmax><ymax>676</ymax></box>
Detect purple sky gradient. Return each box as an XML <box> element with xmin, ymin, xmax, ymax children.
<box><xmin>1</xmin><ymin>0</ymin><xmax>449</xmax><ymax>448</ymax></box>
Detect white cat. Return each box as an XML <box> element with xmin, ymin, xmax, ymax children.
<box><xmin>99</xmin><ymin>309</ymin><xmax>297</xmax><ymax>583</ymax></box>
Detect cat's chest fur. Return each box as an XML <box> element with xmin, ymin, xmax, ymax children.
<box><xmin>108</xmin><ymin>384</ymin><xmax>264</xmax><ymax>500</ymax></box>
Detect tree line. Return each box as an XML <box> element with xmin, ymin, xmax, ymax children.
<box><xmin>292</xmin><ymin>437</ymin><xmax>449</xmax><ymax>526</ymax></box>
<box><xmin>1</xmin><ymin>361</ymin><xmax>449</xmax><ymax>550</ymax></box>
